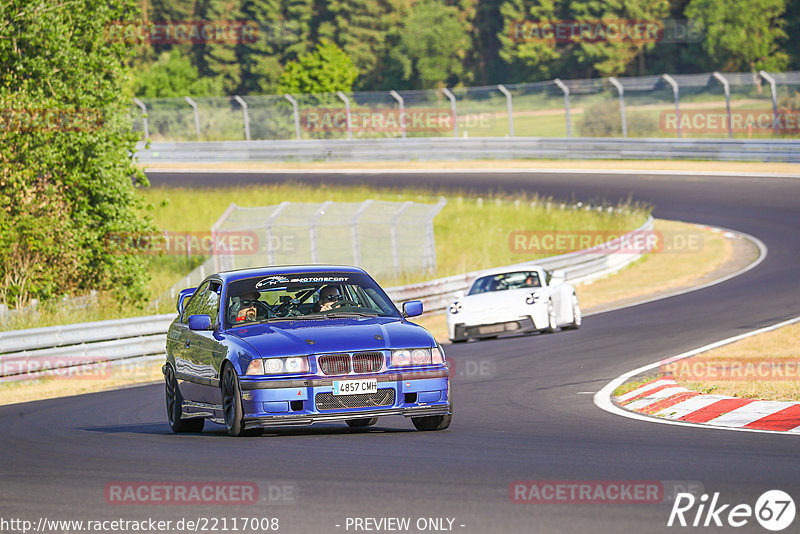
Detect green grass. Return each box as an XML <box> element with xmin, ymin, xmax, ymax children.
<box><xmin>2</xmin><ymin>183</ymin><xmax>649</xmax><ymax>330</ymax></box>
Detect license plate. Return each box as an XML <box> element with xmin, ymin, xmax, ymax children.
<box><xmin>479</xmin><ymin>324</ymin><xmax>505</xmax><ymax>334</ymax></box>
<box><xmin>332</xmin><ymin>378</ymin><xmax>378</xmax><ymax>396</ymax></box>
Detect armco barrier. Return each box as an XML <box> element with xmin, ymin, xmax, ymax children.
<box><xmin>0</xmin><ymin>217</ymin><xmax>652</xmax><ymax>379</ymax></box>
<box><xmin>135</xmin><ymin>138</ymin><xmax>800</xmax><ymax>163</ymax></box>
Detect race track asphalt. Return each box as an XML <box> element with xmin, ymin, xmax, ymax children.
<box><xmin>2</xmin><ymin>170</ymin><xmax>799</xmax><ymax>533</ymax></box>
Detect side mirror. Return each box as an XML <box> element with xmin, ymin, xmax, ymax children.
<box><xmin>552</xmin><ymin>270</ymin><xmax>567</xmax><ymax>284</ymax></box>
<box><xmin>402</xmin><ymin>300</ymin><xmax>423</xmax><ymax>318</ymax></box>
<box><xmin>188</xmin><ymin>314</ymin><xmax>212</xmax><ymax>331</ymax></box>
<box><xmin>177</xmin><ymin>287</ymin><xmax>197</xmax><ymax>314</ymax></box>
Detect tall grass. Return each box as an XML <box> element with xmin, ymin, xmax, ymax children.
<box><xmin>1</xmin><ymin>183</ymin><xmax>649</xmax><ymax>330</ymax></box>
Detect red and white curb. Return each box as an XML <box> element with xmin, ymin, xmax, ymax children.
<box><xmin>595</xmin><ymin>315</ymin><xmax>800</xmax><ymax>435</ymax></box>
<box><xmin>614</xmin><ymin>378</ymin><xmax>800</xmax><ymax>433</ymax></box>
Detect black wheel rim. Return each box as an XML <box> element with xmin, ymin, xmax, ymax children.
<box><xmin>222</xmin><ymin>368</ymin><xmax>235</xmax><ymax>429</ymax></box>
<box><xmin>165</xmin><ymin>367</ymin><xmax>177</xmax><ymax>425</ymax></box>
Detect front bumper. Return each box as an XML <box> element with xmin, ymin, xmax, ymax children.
<box><xmin>452</xmin><ymin>316</ymin><xmax>536</xmax><ymax>340</ymax></box>
<box><xmin>237</xmin><ymin>368</ymin><xmax>450</xmax><ymax>429</ymax></box>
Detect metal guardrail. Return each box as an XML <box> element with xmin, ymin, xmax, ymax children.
<box><xmin>135</xmin><ymin>138</ymin><xmax>800</xmax><ymax>163</ymax></box>
<box><xmin>0</xmin><ymin>217</ymin><xmax>652</xmax><ymax>379</ymax></box>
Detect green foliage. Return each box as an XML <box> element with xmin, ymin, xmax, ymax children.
<box><xmin>132</xmin><ymin>49</ymin><xmax>223</xmax><ymax>97</ymax></box>
<box><xmin>278</xmin><ymin>40</ymin><xmax>359</xmax><ymax>94</ymax></box>
<box><xmin>685</xmin><ymin>0</ymin><xmax>788</xmax><ymax>72</ymax></box>
<box><xmin>0</xmin><ymin>0</ymin><xmax>153</xmax><ymax>307</ymax></box>
<box><xmin>577</xmin><ymin>100</ymin><xmax>661</xmax><ymax>137</ymax></box>
<box><xmin>392</xmin><ymin>0</ymin><xmax>472</xmax><ymax>88</ymax></box>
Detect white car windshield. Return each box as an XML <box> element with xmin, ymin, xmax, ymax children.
<box><xmin>468</xmin><ymin>271</ymin><xmax>541</xmax><ymax>295</ymax></box>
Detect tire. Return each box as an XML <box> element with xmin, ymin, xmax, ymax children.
<box><xmin>165</xmin><ymin>365</ymin><xmax>204</xmax><ymax>433</ymax></box>
<box><xmin>221</xmin><ymin>364</ymin><xmax>246</xmax><ymax>437</ymax></box>
<box><xmin>450</xmin><ymin>338</ymin><xmax>467</xmax><ymax>343</ymax></box>
<box><xmin>346</xmin><ymin>417</ymin><xmax>378</xmax><ymax>428</ymax></box>
<box><xmin>543</xmin><ymin>299</ymin><xmax>558</xmax><ymax>333</ymax></box>
<box><xmin>564</xmin><ymin>293</ymin><xmax>582</xmax><ymax>330</ymax></box>
<box><xmin>412</xmin><ymin>400</ymin><xmax>453</xmax><ymax>431</ymax></box>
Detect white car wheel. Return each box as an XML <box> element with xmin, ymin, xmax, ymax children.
<box><xmin>543</xmin><ymin>300</ymin><xmax>557</xmax><ymax>333</ymax></box>
<box><xmin>566</xmin><ymin>293</ymin><xmax>581</xmax><ymax>329</ymax></box>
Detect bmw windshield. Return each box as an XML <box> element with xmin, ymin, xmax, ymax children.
<box><xmin>225</xmin><ymin>272</ymin><xmax>400</xmax><ymax>327</ymax></box>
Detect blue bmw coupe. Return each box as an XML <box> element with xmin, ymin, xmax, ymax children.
<box><xmin>163</xmin><ymin>265</ymin><xmax>452</xmax><ymax>436</ymax></box>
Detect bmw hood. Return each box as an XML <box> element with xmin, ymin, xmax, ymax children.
<box><xmin>228</xmin><ymin>317</ymin><xmax>436</xmax><ymax>357</ymax></box>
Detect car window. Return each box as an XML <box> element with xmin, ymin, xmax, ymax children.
<box><xmin>468</xmin><ymin>271</ymin><xmax>541</xmax><ymax>295</ymax></box>
<box><xmin>224</xmin><ymin>272</ymin><xmax>400</xmax><ymax>327</ymax></box>
<box><xmin>180</xmin><ymin>281</ymin><xmax>209</xmax><ymax>323</ymax></box>
<box><xmin>196</xmin><ymin>281</ymin><xmax>221</xmax><ymax>325</ymax></box>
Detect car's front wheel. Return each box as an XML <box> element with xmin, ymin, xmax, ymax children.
<box><xmin>412</xmin><ymin>401</ymin><xmax>453</xmax><ymax>431</ymax></box>
<box><xmin>221</xmin><ymin>365</ymin><xmax>247</xmax><ymax>437</ymax></box>
<box><xmin>165</xmin><ymin>365</ymin><xmax>204</xmax><ymax>433</ymax></box>
<box><xmin>346</xmin><ymin>417</ymin><xmax>378</xmax><ymax>428</ymax></box>
<box><xmin>543</xmin><ymin>299</ymin><xmax>558</xmax><ymax>333</ymax></box>
<box><xmin>564</xmin><ymin>293</ymin><xmax>582</xmax><ymax>330</ymax></box>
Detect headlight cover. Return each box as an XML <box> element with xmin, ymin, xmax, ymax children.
<box><xmin>391</xmin><ymin>348</ymin><xmax>442</xmax><ymax>367</ymax></box>
<box><xmin>245</xmin><ymin>356</ymin><xmax>310</xmax><ymax>375</ymax></box>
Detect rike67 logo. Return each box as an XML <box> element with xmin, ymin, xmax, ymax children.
<box><xmin>668</xmin><ymin>490</ymin><xmax>795</xmax><ymax>531</ymax></box>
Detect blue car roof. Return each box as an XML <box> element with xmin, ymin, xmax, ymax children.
<box><xmin>213</xmin><ymin>265</ymin><xmax>369</xmax><ymax>285</ymax></box>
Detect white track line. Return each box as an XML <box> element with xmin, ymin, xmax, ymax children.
<box><xmin>594</xmin><ymin>315</ymin><xmax>800</xmax><ymax>435</ymax></box>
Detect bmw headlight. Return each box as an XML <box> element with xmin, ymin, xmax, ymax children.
<box><xmin>245</xmin><ymin>356</ymin><xmax>309</xmax><ymax>375</ymax></box>
<box><xmin>391</xmin><ymin>348</ymin><xmax>438</xmax><ymax>366</ymax></box>
<box><xmin>449</xmin><ymin>301</ymin><xmax>462</xmax><ymax>314</ymax></box>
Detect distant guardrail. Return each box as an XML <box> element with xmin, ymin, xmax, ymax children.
<box><xmin>0</xmin><ymin>217</ymin><xmax>652</xmax><ymax>379</ymax></box>
<box><xmin>135</xmin><ymin>138</ymin><xmax>800</xmax><ymax>163</ymax></box>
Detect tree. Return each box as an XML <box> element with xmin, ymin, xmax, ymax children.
<box><xmin>0</xmin><ymin>0</ymin><xmax>152</xmax><ymax>306</ymax></box>
<box><xmin>191</xmin><ymin>0</ymin><xmax>244</xmax><ymax>94</ymax></box>
<box><xmin>393</xmin><ymin>0</ymin><xmax>471</xmax><ymax>88</ymax></box>
<box><xmin>132</xmin><ymin>49</ymin><xmax>223</xmax><ymax>97</ymax></box>
<box><xmin>685</xmin><ymin>0</ymin><xmax>788</xmax><ymax>72</ymax></box>
<box><xmin>277</xmin><ymin>39</ymin><xmax>359</xmax><ymax>94</ymax></box>
<box><xmin>498</xmin><ymin>0</ymin><xmax>564</xmax><ymax>82</ymax></box>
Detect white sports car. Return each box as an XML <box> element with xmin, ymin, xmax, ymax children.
<box><xmin>446</xmin><ymin>267</ymin><xmax>581</xmax><ymax>342</ymax></box>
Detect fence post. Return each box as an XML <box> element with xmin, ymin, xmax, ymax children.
<box><xmin>712</xmin><ymin>72</ymin><xmax>732</xmax><ymax>139</ymax></box>
<box><xmin>210</xmin><ymin>202</ymin><xmax>238</xmax><ymax>272</ymax></box>
<box><xmin>608</xmin><ymin>77</ymin><xmax>627</xmax><ymax>138</ymax></box>
<box><xmin>758</xmin><ymin>71</ymin><xmax>779</xmax><ymax>135</ymax></box>
<box><xmin>133</xmin><ymin>98</ymin><xmax>150</xmax><ymax>140</ymax></box>
<box><xmin>662</xmin><ymin>74</ymin><xmax>681</xmax><ymax>138</ymax></box>
<box><xmin>554</xmin><ymin>79</ymin><xmax>572</xmax><ymax>137</ymax></box>
<box><xmin>233</xmin><ymin>96</ymin><xmax>251</xmax><ymax>141</ymax></box>
<box><xmin>350</xmin><ymin>200</ymin><xmax>373</xmax><ymax>265</ymax></box>
<box><xmin>390</xmin><ymin>202</ymin><xmax>413</xmax><ymax>276</ymax></box>
<box><xmin>441</xmin><ymin>88</ymin><xmax>458</xmax><ymax>137</ymax></box>
<box><xmin>284</xmin><ymin>94</ymin><xmax>302</xmax><ymax>140</ymax></box>
<box><xmin>309</xmin><ymin>201</ymin><xmax>332</xmax><ymax>264</ymax></box>
<box><xmin>497</xmin><ymin>84</ymin><xmax>514</xmax><ymax>137</ymax></box>
<box><xmin>265</xmin><ymin>202</ymin><xmax>290</xmax><ymax>265</ymax></box>
<box><xmin>425</xmin><ymin>197</ymin><xmax>448</xmax><ymax>272</ymax></box>
<box><xmin>336</xmin><ymin>91</ymin><xmax>352</xmax><ymax>140</ymax></box>
<box><xmin>389</xmin><ymin>90</ymin><xmax>406</xmax><ymax>138</ymax></box>
<box><xmin>184</xmin><ymin>96</ymin><xmax>201</xmax><ymax>139</ymax></box>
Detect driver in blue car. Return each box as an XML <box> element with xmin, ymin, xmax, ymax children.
<box><xmin>233</xmin><ymin>291</ymin><xmax>261</xmax><ymax>323</ymax></box>
<box><xmin>313</xmin><ymin>285</ymin><xmax>342</xmax><ymax>313</ymax></box>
